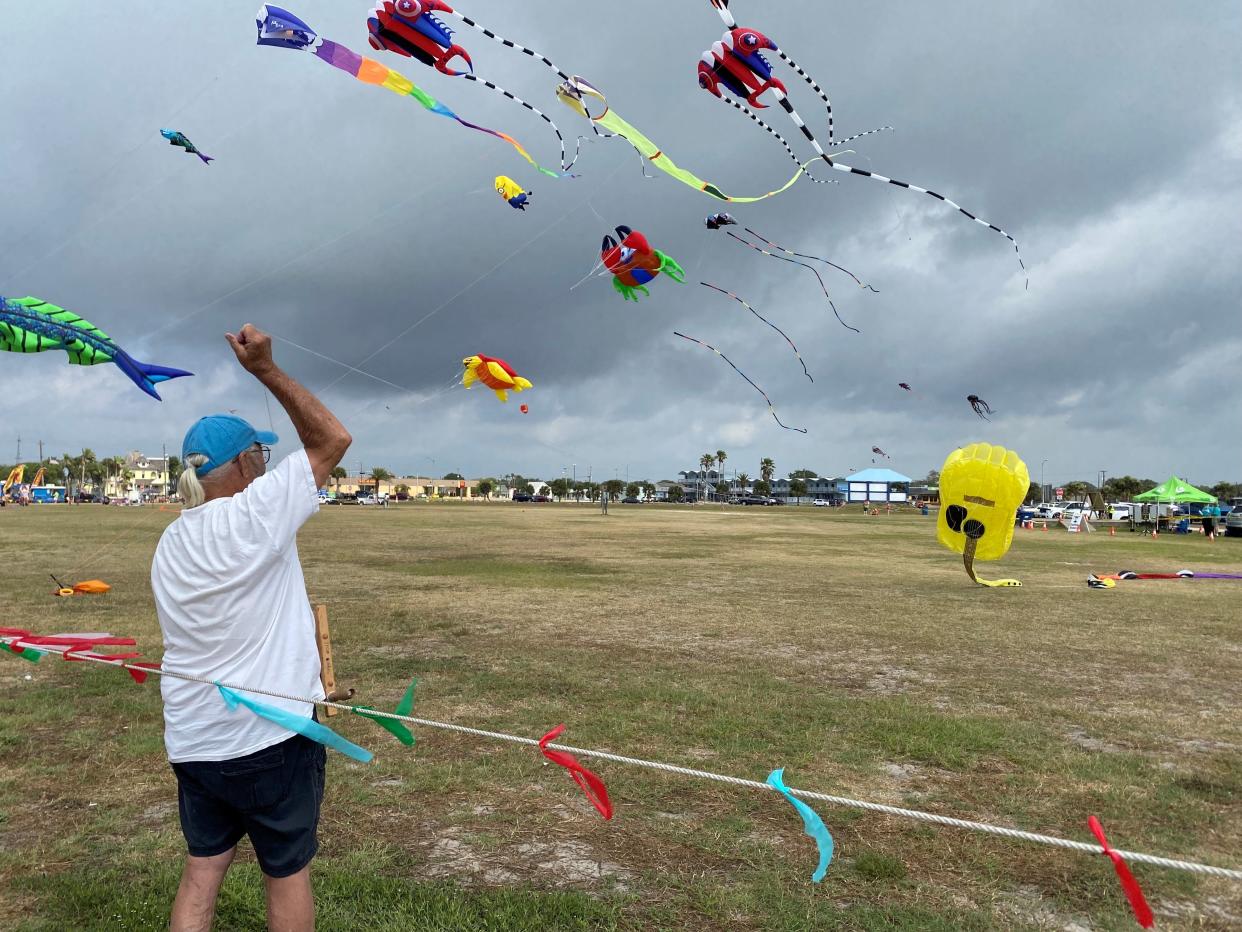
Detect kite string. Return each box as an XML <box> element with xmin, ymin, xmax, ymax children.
<box><xmin>317</xmin><ymin>159</ymin><xmax>630</xmax><ymax>395</ymax></box>
<box><xmin>9</xmin><ymin>639</ymin><xmax>1242</xmax><ymax>882</ymax></box>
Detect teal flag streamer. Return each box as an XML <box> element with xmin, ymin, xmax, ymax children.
<box><xmin>767</xmin><ymin>767</ymin><xmax>834</xmax><ymax>882</ymax></box>
<box><xmin>353</xmin><ymin>679</ymin><xmax>417</xmax><ymax>746</ymax></box>
<box><xmin>216</xmin><ymin>684</ymin><xmax>373</xmax><ymax>763</ymax></box>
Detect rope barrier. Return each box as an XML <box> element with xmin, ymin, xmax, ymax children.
<box><xmin>6</xmin><ymin>636</ymin><xmax>1241</xmax><ymax>882</ymax></box>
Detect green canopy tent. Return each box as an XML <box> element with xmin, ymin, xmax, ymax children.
<box><xmin>1134</xmin><ymin>476</ymin><xmax>1216</xmax><ymax>523</ymax></box>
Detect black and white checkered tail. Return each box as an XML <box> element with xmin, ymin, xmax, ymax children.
<box><xmin>823</xmin><ymin>157</ymin><xmax>1029</xmax><ymax>288</ymax></box>
<box><xmin>716</xmin><ymin>91</ymin><xmax>834</xmax><ymax>186</ymax></box>
<box><xmin>773</xmin><ymin>92</ymin><xmax>827</xmax><ymax>159</ymax></box>
<box><xmin>461</xmin><ymin>73</ymin><xmax>581</xmax><ymax>171</ymax></box>
<box><xmin>444</xmin><ymin>12</ymin><xmax>612</xmax><ymax>142</ymax></box>
<box><xmin>774</xmin><ymin>49</ymin><xmax>836</xmax><ymax>146</ymax></box>
<box><xmin>711</xmin><ymin>0</ymin><xmax>737</xmax><ymax>28</ymax></box>
<box><xmin>827</xmin><ymin>125</ymin><xmax>896</xmax><ymax>151</ymax></box>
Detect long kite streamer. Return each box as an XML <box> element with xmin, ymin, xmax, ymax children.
<box><xmin>673</xmin><ymin>330</ymin><xmax>807</xmax><ymax>433</ymax></box>
<box><xmin>701</xmin><ymin>282</ymin><xmax>812</xmax><ymax>382</ymax></box>
<box><xmin>256</xmin><ymin>6</ymin><xmax>571</xmax><ymax>180</ymax></box>
<box><xmin>557</xmin><ymin>76</ymin><xmax>815</xmax><ymax>203</ymax></box>
<box><xmin>742</xmin><ymin>228</ymin><xmax>878</xmax><ymax>292</ymax></box>
<box><xmin>767</xmin><ymin>768</ymin><xmax>834</xmax><ymax>882</ymax></box>
<box><xmin>217</xmin><ymin>683</ymin><xmax>374</xmax><ymax>763</ymax></box>
<box><xmin>722</xmin><ymin>232</ymin><xmax>860</xmax><ymax>333</ymax></box>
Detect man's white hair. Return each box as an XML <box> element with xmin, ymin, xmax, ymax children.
<box><xmin>177</xmin><ymin>454</ymin><xmax>213</xmax><ymax>509</ymax></box>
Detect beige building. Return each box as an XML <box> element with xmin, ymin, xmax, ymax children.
<box><xmin>329</xmin><ymin>475</ymin><xmax>482</xmax><ymax>499</ymax></box>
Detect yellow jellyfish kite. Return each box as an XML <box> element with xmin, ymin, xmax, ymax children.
<box><xmin>937</xmin><ymin>442</ymin><xmax>1029</xmax><ymax>587</ymax></box>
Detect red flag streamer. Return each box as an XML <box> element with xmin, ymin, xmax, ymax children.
<box><xmin>1089</xmin><ymin>816</ymin><xmax>1154</xmax><ymax>928</ymax></box>
<box><xmin>539</xmin><ymin>725</ymin><xmax>614</xmax><ymax>820</ymax></box>
<box><xmin>0</xmin><ymin>628</ymin><xmax>36</xmax><ymax>658</ymax></box>
<box><xmin>125</xmin><ymin>662</ymin><xmax>163</xmax><ymax>685</ymax></box>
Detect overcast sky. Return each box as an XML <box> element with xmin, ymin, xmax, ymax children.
<box><xmin>2</xmin><ymin>2</ymin><xmax>1239</xmax><ymax>487</ymax></box>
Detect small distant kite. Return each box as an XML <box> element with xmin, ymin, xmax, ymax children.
<box><xmin>705</xmin><ymin>212</ymin><xmax>736</xmax><ymax>230</ymax></box>
<box><xmin>899</xmin><ymin>383</ymin><xmax>912</xmax><ymax>392</ymax></box>
<box><xmin>673</xmin><ymin>331</ymin><xmax>806</xmax><ymax>433</ymax></box>
<box><xmin>495</xmin><ymin>175</ymin><xmax>531</xmax><ymax>210</ymax></box>
<box><xmin>519</xmin><ymin>404</ymin><xmax>529</xmax><ymax>414</ymax></box>
<box><xmin>602</xmin><ymin>226</ymin><xmax>685</xmax><ymax>302</ymax></box>
<box><xmin>967</xmin><ymin>395</ymin><xmax>994</xmax><ymax>420</ymax></box>
<box><xmin>462</xmin><ymin>353</ymin><xmax>531</xmax><ymax>402</ymax></box>
<box><xmin>871</xmin><ymin>446</ymin><xmax>889</xmax><ymax>459</ymax></box>
<box><xmin>1</xmin><ymin>296</ymin><xmax>192</xmax><ymax>400</ymax></box>
<box><xmin>160</xmin><ymin>129</ymin><xmax>213</xmax><ymax>164</ymax></box>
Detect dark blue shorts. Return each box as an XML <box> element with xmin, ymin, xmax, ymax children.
<box><xmin>171</xmin><ymin>731</ymin><xmax>326</xmax><ymax>878</ymax></box>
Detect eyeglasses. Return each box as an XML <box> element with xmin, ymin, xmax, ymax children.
<box><xmin>256</xmin><ymin>444</ymin><xmax>271</xmax><ymax>464</ymax></box>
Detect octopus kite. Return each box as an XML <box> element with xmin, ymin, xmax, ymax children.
<box><xmin>462</xmin><ymin>353</ymin><xmax>531</xmax><ymax>402</ymax></box>
<box><xmin>697</xmin><ymin>10</ymin><xmax>1026</xmax><ymax>285</ymax></box>
<box><xmin>602</xmin><ymin>226</ymin><xmax>685</xmax><ymax>302</ymax></box>
<box><xmin>899</xmin><ymin>383</ymin><xmax>912</xmax><ymax>392</ymax></box>
<box><xmin>967</xmin><ymin>395</ymin><xmax>994</xmax><ymax>420</ymax></box>
<box><xmin>257</xmin><ymin>5</ymin><xmax>570</xmax><ymax>179</ymax></box>
<box><xmin>366</xmin><ymin>1</ymin><xmax>586</xmax><ymax>172</ymax></box>
<box><xmin>0</xmin><ymin>296</ymin><xmax>192</xmax><ymax>400</ymax></box>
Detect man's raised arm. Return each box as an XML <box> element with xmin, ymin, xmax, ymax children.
<box><xmin>225</xmin><ymin>324</ymin><xmax>352</xmax><ymax>489</ymax></box>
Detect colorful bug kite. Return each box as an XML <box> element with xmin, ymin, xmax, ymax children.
<box><xmin>673</xmin><ymin>331</ymin><xmax>806</xmax><ymax>433</ymax></box>
<box><xmin>462</xmin><ymin>353</ymin><xmax>531</xmax><ymax>402</ymax></box>
<box><xmin>700</xmin><ymin>282</ymin><xmax>812</xmax><ymax>382</ymax></box>
<box><xmin>697</xmin><ymin>10</ymin><xmax>1027</xmax><ymax>285</ymax></box>
<box><xmin>602</xmin><ymin>226</ymin><xmax>685</xmax><ymax>302</ymax></box>
<box><xmin>0</xmin><ymin>296</ymin><xmax>192</xmax><ymax>400</ymax></box>
<box><xmin>256</xmin><ymin>5</ymin><xmax>570</xmax><ymax>179</ymax></box>
<box><xmin>160</xmin><ymin>129</ymin><xmax>213</xmax><ymax>164</ymax></box>
<box><xmin>967</xmin><ymin>394</ymin><xmax>994</xmax><ymax>420</ymax></box>
<box><xmin>494</xmin><ymin>175</ymin><xmax>531</xmax><ymax>210</ymax></box>
<box><xmin>366</xmin><ymin>1</ymin><xmax>582</xmax><ymax>172</ymax></box>
<box><xmin>937</xmin><ymin>442</ymin><xmax>1028</xmax><ymax>587</ymax></box>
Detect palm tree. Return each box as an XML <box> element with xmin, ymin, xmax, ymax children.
<box><xmin>370</xmin><ymin>467</ymin><xmax>393</xmax><ymax>501</ymax></box>
<box><xmin>760</xmin><ymin>458</ymin><xmax>775</xmax><ymax>484</ymax></box>
<box><xmin>331</xmin><ymin>466</ymin><xmax>347</xmax><ymax>498</ymax></box>
<box><xmin>699</xmin><ymin>453</ymin><xmax>715</xmax><ymax>502</ymax></box>
<box><xmin>736</xmin><ymin>472</ymin><xmax>750</xmax><ymax>495</ymax></box>
<box><xmin>716</xmin><ymin>449</ymin><xmax>727</xmax><ymax>490</ymax></box>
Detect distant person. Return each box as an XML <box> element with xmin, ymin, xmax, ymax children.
<box><xmin>151</xmin><ymin>324</ymin><xmax>352</xmax><ymax>932</ymax></box>
<box><xmin>1203</xmin><ymin>509</ymin><xmax>1216</xmax><ymax>541</ymax></box>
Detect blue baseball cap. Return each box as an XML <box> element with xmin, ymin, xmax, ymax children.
<box><xmin>182</xmin><ymin>414</ymin><xmax>279</xmax><ymax>477</ymax></box>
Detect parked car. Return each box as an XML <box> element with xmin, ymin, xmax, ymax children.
<box><xmin>812</xmin><ymin>499</ymin><xmax>831</xmax><ymax>507</ymax></box>
<box><xmin>1106</xmin><ymin>504</ymin><xmax>1133</xmax><ymax>521</ymax></box>
<box><xmin>1225</xmin><ymin>508</ymin><xmax>1242</xmax><ymax>538</ymax></box>
<box><xmin>621</xmin><ymin>497</ymin><xmax>640</xmax><ymax>504</ymax></box>
<box><xmin>532</xmin><ymin>494</ymin><xmax>552</xmax><ymax>503</ymax></box>
<box><xmin>1036</xmin><ymin>503</ymin><xmax>1065</xmax><ymax>518</ymax></box>
<box><xmin>740</xmin><ymin>496</ymin><xmax>768</xmax><ymax>505</ymax></box>
<box><xmin>768</xmin><ymin>498</ymin><xmax>786</xmax><ymax>505</ymax></box>
<box><xmin>513</xmin><ymin>493</ymin><xmax>533</xmax><ymax>502</ymax></box>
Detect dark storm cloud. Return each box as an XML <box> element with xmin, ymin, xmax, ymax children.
<box><xmin>1</xmin><ymin>2</ymin><xmax>1238</xmax><ymax>487</ymax></box>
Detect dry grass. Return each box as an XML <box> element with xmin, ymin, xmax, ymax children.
<box><xmin>1</xmin><ymin>501</ymin><xmax>1240</xmax><ymax>930</ymax></box>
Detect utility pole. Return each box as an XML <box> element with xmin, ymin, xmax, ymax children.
<box><xmin>15</xmin><ymin>434</ymin><xmax>20</xmax><ymax>463</ymax></box>
<box><xmin>163</xmin><ymin>443</ymin><xmax>169</xmax><ymax>500</ymax></box>
<box><xmin>38</xmin><ymin>440</ymin><xmax>43</xmax><ymax>465</ymax></box>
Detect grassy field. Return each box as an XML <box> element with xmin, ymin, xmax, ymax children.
<box><xmin>1</xmin><ymin>501</ymin><xmax>1240</xmax><ymax>930</ymax></box>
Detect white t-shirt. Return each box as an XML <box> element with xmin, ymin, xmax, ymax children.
<box><xmin>151</xmin><ymin>449</ymin><xmax>325</xmax><ymax>763</ymax></box>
